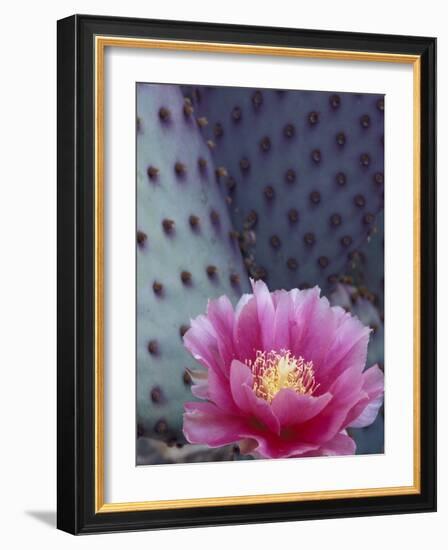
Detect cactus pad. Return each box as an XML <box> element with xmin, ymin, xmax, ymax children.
<box><xmin>136</xmin><ymin>83</ymin><xmax>249</xmax><ymax>451</ymax></box>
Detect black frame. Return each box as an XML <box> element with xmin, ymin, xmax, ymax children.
<box><xmin>57</xmin><ymin>14</ymin><xmax>437</xmax><ymax>534</ymax></box>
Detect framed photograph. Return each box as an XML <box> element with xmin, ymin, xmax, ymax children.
<box><xmin>57</xmin><ymin>14</ymin><xmax>436</xmax><ymax>534</ymax></box>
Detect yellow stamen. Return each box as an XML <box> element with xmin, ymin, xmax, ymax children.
<box><xmin>246</xmin><ymin>349</ymin><xmax>318</xmax><ymax>403</ymax></box>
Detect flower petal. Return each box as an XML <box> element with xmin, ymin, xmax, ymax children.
<box><xmin>234</xmin><ymin>296</ymin><xmax>262</xmax><ymax>362</ymax></box>
<box><xmin>317</xmin><ymin>314</ymin><xmax>370</xmax><ymax>391</ymax></box>
<box><xmin>190</xmin><ymin>385</ymin><xmax>208</xmax><ymax>399</ymax></box>
<box><xmin>271</xmin><ymin>389</ymin><xmax>332</xmax><ymax>427</ymax></box>
<box><xmin>299</xmin><ymin>366</ymin><xmax>364</xmax><ymax>443</ymax></box>
<box><xmin>299</xmin><ymin>432</ymin><xmax>357</xmax><ymax>457</ymax></box>
<box><xmin>272</xmin><ymin>290</ymin><xmax>292</xmax><ymax>351</ymax></box>
<box><xmin>289</xmin><ymin>287</ymin><xmax>321</xmax><ymax>354</ymax></box>
<box><xmin>349</xmin><ymin>395</ymin><xmax>383</xmax><ymax>429</ymax></box>
<box><xmin>293</xmin><ymin>294</ymin><xmax>342</xmax><ymax>368</ymax></box>
<box><xmin>206</xmin><ymin>367</ymin><xmax>239</xmax><ymax>414</ymax></box>
<box><xmin>321</xmin><ymin>431</ymin><xmax>357</xmax><ymax>455</ymax></box>
<box><xmin>190</xmin><ymin>370</ymin><xmax>210</xmax><ymax>399</ymax></box>
<box><xmin>206</xmin><ymin>295</ymin><xmax>236</xmax><ymax>375</ymax></box>
<box><xmin>230</xmin><ymin>360</ymin><xmax>280</xmax><ymax>434</ymax></box>
<box><xmin>238</xmin><ymin>438</ymin><xmax>259</xmax><ymax>455</ymax></box>
<box><xmin>349</xmin><ymin>365</ymin><xmax>384</xmax><ymax>428</ymax></box>
<box><xmin>253</xmin><ymin>438</ymin><xmax>319</xmax><ymax>459</ymax></box>
<box><xmin>183</xmin><ymin>315</ymin><xmax>223</xmax><ymax>373</ymax></box>
<box><xmin>183</xmin><ymin>402</ymin><xmax>246</xmax><ymax>447</ymax></box>
<box><xmin>234</xmin><ymin>293</ymin><xmax>253</xmax><ymax>323</ymax></box>
<box><xmin>252</xmin><ymin>279</ymin><xmax>275</xmax><ymax>351</ymax></box>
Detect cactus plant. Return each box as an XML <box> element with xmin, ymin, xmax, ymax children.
<box><xmin>182</xmin><ymin>85</ymin><xmax>384</xmax><ymax>297</ymax></box>
<box><xmin>136</xmin><ymin>83</ymin><xmax>250</xmax><ymax>450</ymax></box>
<box><xmin>137</xmin><ymin>437</ymin><xmax>251</xmax><ymax>465</ymax></box>
<box><xmin>136</xmin><ymin>82</ymin><xmax>385</xmax><ymax>463</ymax></box>
<box><xmin>343</xmin><ymin>211</ymin><xmax>384</xmax><ymax>316</ymax></box>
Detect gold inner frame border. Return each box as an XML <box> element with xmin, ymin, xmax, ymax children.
<box><xmin>94</xmin><ymin>36</ymin><xmax>421</xmax><ymax>513</ymax></box>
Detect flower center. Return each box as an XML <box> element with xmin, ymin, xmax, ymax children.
<box><xmin>246</xmin><ymin>350</ymin><xmax>318</xmax><ymax>403</ymax></box>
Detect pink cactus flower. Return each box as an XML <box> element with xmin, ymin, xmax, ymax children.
<box><xmin>182</xmin><ymin>280</ymin><xmax>384</xmax><ymax>459</ymax></box>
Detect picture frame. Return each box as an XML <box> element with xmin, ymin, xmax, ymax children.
<box><xmin>57</xmin><ymin>14</ymin><xmax>436</xmax><ymax>534</ymax></box>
